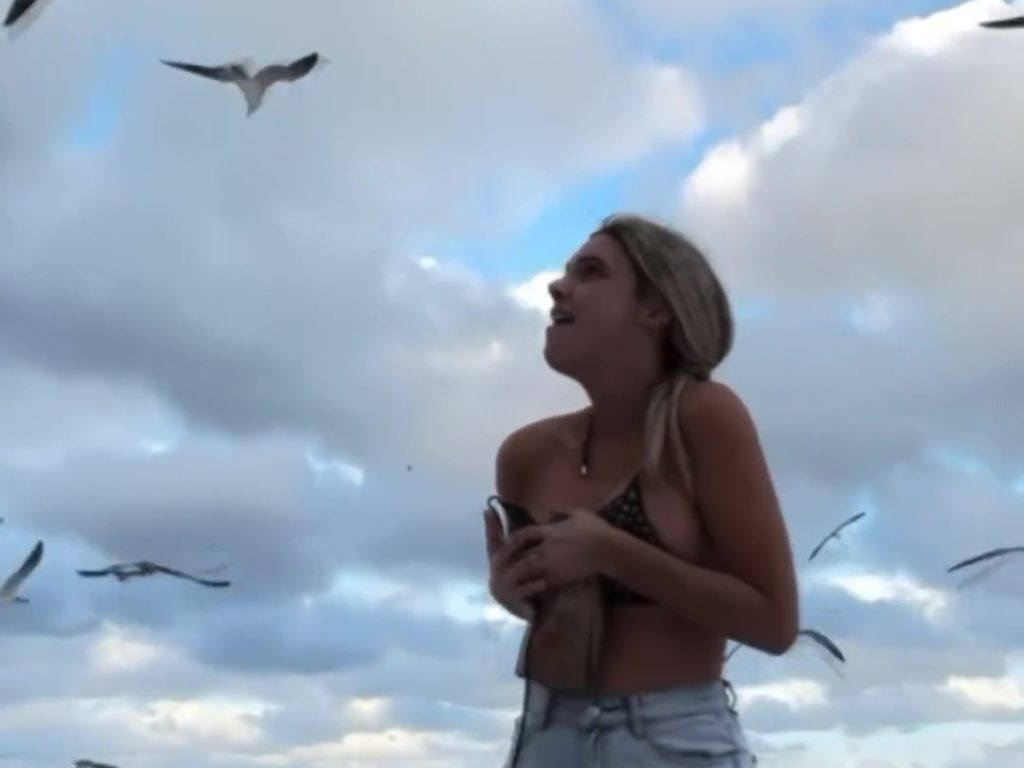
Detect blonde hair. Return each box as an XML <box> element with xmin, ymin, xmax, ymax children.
<box><xmin>592</xmin><ymin>213</ymin><xmax>734</xmax><ymax>493</ymax></box>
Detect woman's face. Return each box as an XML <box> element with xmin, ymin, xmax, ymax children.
<box><xmin>543</xmin><ymin>232</ymin><xmax>661</xmax><ymax>378</ymax></box>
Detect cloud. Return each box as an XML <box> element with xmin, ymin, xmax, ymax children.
<box><xmin>2</xmin><ymin>1</ymin><xmax>1024</xmax><ymax>766</ymax></box>
<box><xmin>0</xmin><ymin>0</ymin><xmax>702</xmax><ymax>480</ymax></box>
<box><xmin>0</xmin><ymin>1</ymin><xmax>704</xmax><ymax>763</ymax></box>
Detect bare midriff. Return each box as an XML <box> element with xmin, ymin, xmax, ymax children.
<box><xmin>519</xmin><ymin>411</ymin><xmax>727</xmax><ymax>695</ymax></box>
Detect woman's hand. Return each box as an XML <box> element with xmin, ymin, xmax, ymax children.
<box><xmin>483</xmin><ymin>508</ymin><xmax>548</xmax><ymax>620</ymax></box>
<box><xmin>532</xmin><ymin>507</ymin><xmax>615</xmax><ymax>588</ymax></box>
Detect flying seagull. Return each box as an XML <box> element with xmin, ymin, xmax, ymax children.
<box><xmin>948</xmin><ymin>546</ymin><xmax>1024</xmax><ymax>573</ymax></box>
<box><xmin>807</xmin><ymin>511</ymin><xmax>866</xmax><ymax>562</ymax></box>
<box><xmin>160</xmin><ymin>51</ymin><xmax>324</xmax><ymax>116</ymax></box>
<box><xmin>74</xmin><ymin>761</ymin><xmax>119</xmax><ymax>768</ymax></box>
<box><xmin>947</xmin><ymin>545</ymin><xmax>1024</xmax><ymax>587</ymax></box>
<box><xmin>1</xmin><ymin>540</ymin><xmax>43</xmax><ymax>604</ymax></box>
<box><xmin>981</xmin><ymin>16</ymin><xmax>1024</xmax><ymax>29</ymax></box>
<box><xmin>77</xmin><ymin>560</ymin><xmax>230</xmax><ymax>588</ymax></box>
<box><xmin>798</xmin><ymin>628</ymin><xmax>845</xmax><ymax>664</ymax></box>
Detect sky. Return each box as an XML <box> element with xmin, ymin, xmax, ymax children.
<box><xmin>0</xmin><ymin>0</ymin><xmax>1023</xmax><ymax>767</ymax></box>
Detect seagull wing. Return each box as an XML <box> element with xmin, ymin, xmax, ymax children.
<box><xmin>0</xmin><ymin>540</ymin><xmax>43</xmax><ymax>598</ymax></box>
<box><xmin>161</xmin><ymin>59</ymin><xmax>243</xmax><ymax>83</ymax></box>
<box><xmin>161</xmin><ymin>564</ymin><xmax>230</xmax><ymax>588</ymax></box>
<box><xmin>189</xmin><ymin>574</ymin><xmax>231</xmax><ymax>588</ymax></box>
<box><xmin>798</xmin><ymin>628</ymin><xmax>845</xmax><ymax>663</ymax></box>
<box><xmin>947</xmin><ymin>546</ymin><xmax>1024</xmax><ymax>573</ymax></box>
<box><xmin>146</xmin><ymin>563</ymin><xmax>226</xmax><ymax>587</ymax></box>
<box><xmin>806</xmin><ymin>535</ymin><xmax>832</xmax><ymax>562</ymax></box>
<box><xmin>981</xmin><ymin>16</ymin><xmax>1024</xmax><ymax>29</ymax></box>
<box><xmin>255</xmin><ymin>52</ymin><xmax>319</xmax><ymax>86</ymax></box>
<box><xmin>77</xmin><ymin>566</ymin><xmax>116</xmax><ymax>577</ymax></box>
<box><xmin>808</xmin><ymin>511</ymin><xmax>865</xmax><ymax>561</ymax></box>
<box><xmin>832</xmin><ymin>511</ymin><xmax>867</xmax><ymax>536</ymax></box>
<box><xmin>148</xmin><ymin>563</ymin><xmax>188</xmax><ymax>579</ymax></box>
<box><xmin>3</xmin><ymin>0</ymin><xmax>38</xmax><ymax>27</ymax></box>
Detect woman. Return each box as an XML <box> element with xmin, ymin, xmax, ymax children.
<box><xmin>483</xmin><ymin>213</ymin><xmax>799</xmax><ymax>767</ymax></box>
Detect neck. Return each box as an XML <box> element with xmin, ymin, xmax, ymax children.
<box><xmin>586</xmin><ymin>390</ymin><xmax>648</xmax><ymax>436</ymax></box>
<box><xmin>579</xmin><ymin>379</ymin><xmax>655</xmax><ymax>477</ymax></box>
<box><xmin>582</xmin><ymin>362</ymin><xmax>661</xmax><ymax>431</ymax></box>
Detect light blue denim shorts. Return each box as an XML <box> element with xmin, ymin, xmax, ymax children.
<box><xmin>503</xmin><ymin>677</ymin><xmax>757</xmax><ymax>767</ymax></box>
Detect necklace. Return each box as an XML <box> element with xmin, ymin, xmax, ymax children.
<box><xmin>580</xmin><ymin>410</ymin><xmax>593</xmax><ymax>476</ymax></box>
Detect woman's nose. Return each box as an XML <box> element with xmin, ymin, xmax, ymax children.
<box><xmin>548</xmin><ymin>276</ymin><xmax>566</xmax><ymax>301</ymax></box>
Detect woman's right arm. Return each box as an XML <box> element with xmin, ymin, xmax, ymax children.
<box><xmin>483</xmin><ymin>426</ymin><xmax>547</xmax><ymax>620</ymax></box>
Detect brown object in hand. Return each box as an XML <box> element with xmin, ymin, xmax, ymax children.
<box><xmin>517</xmin><ymin>576</ymin><xmax>604</xmax><ymax>692</ymax></box>
<box><xmin>514</xmin><ymin>509</ymin><xmax>605</xmax><ymax>692</ymax></box>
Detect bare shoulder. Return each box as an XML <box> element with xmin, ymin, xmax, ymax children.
<box><xmin>494</xmin><ymin>411</ymin><xmax>580</xmax><ymax>498</ymax></box>
<box><xmin>676</xmin><ymin>380</ymin><xmax>758</xmax><ymax>445</ymax></box>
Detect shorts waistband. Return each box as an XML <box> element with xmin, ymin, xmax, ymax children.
<box><xmin>522</xmin><ymin>678</ymin><xmax>739</xmax><ymax>739</ymax></box>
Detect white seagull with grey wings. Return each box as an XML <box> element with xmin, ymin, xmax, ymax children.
<box><xmin>1</xmin><ymin>540</ymin><xmax>43</xmax><ymax>604</ymax></box>
<box><xmin>160</xmin><ymin>51</ymin><xmax>326</xmax><ymax>116</ymax></box>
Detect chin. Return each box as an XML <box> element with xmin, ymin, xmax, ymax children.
<box><xmin>543</xmin><ymin>338</ymin><xmax>585</xmax><ymax>379</ymax></box>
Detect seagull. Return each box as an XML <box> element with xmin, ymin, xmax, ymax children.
<box><xmin>74</xmin><ymin>761</ymin><xmax>119</xmax><ymax>768</ymax></box>
<box><xmin>160</xmin><ymin>51</ymin><xmax>325</xmax><ymax>116</ymax></box>
<box><xmin>981</xmin><ymin>15</ymin><xmax>1024</xmax><ymax>29</ymax></box>
<box><xmin>3</xmin><ymin>0</ymin><xmax>43</xmax><ymax>27</ymax></box>
<box><xmin>947</xmin><ymin>545</ymin><xmax>1024</xmax><ymax>579</ymax></box>
<box><xmin>948</xmin><ymin>546</ymin><xmax>1024</xmax><ymax>591</ymax></box>
<box><xmin>798</xmin><ymin>628</ymin><xmax>845</xmax><ymax>664</ymax></box>
<box><xmin>0</xmin><ymin>540</ymin><xmax>43</xmax><ymax>604</ymax></box>
<box><xmin>807</xmin><ymin>511</ymin><xmax>866</xmax><ymax>562</ymax></box>
<box><xmin>77</xmin><ymin>560</ymin><xmax>230</xmax><ymax>588</ymax></box>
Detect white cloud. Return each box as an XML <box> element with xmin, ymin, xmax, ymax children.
<box><xmin>885</xmin><ymin>0</ymin><xmax>1003</xmax><ymax>57</ymax></box>
<box><xmin>738</xmin><ymin>679</ymin><xmax>829</xmax><ymax>710</ymax></box>
<box><xmin>822</xmin><ymin>571</ymin><xmax>950</xmax><ymax>623</ymax></box>
<box><xmin>682</xmin><ymin>104</ymin><xmax>805</xmax><ymax>208</ymax></box>
<box><xmin>506</xmin><ymin>270</ymin><xmax>560</xmax><ymax>315</ymax></box>
<box><xmin>942</xmin><ymin>675</ymin><xmax>1024</xmax><ymax>710</ymax></box>
<box><xmin>2</xmin><ymin>1</ymin><xmax>1024</xmax><ymax>766</ymax></box>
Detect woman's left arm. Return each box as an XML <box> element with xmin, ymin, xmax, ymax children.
<box><xmin>600</xmin><ymin>381</ymin><xmax>800</xmax><ymax>655</ymax></box>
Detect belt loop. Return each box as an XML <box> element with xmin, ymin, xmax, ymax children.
<box><xmin>625</xmin><ymin>694</ymin><xmax>645</xmax><ymax>739</ymax></box>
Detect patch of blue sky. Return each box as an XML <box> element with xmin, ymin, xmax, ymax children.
<box><xmin>927</xmin><ymin>444</ymin><xmax>1002</xmax><ymax>483</ymax></box>
<box><xmin>811</xmin><ymin>1</ymin><xmax>969</xmax><ymax>43</ymax></box>
<box><xmin>64</xmin><ymin>43</ymin><xmax>139</xmax><ymax>151</ymax></box>
<box><xmin>430</xmin><ymin>124</ymin><xmax>725</xmax><ymax>283</ymax></box>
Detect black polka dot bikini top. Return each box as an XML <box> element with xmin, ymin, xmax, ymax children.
<box><xmin>596</xmin><ymin>475</ymin><xmax>666</xmax><ymax>605</ymax></box>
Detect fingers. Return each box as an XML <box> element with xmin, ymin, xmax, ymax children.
<box><xmin>508</xmin><ymin>550</ymin><xmax>545</xmax><ymax>584</ymax></box>
<box><xmin>491</xmin><ymin>550</ymin><xmax>544</xmax><ymax>599</ymax></box>
<box><xmin>499</xmin><ymin>525</ymin><xmax>545</xmax><ymax>563</ymax></box>
<box><xmin>514</xmin><ymin>577</ymin><xmax>547</xmax><ymax>601</ymax></box>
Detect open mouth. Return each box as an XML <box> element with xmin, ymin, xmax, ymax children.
<box><xmin>550</xmin><ymin>309</ymin><xmax>575</xmax><ymax>325</ymax></box>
